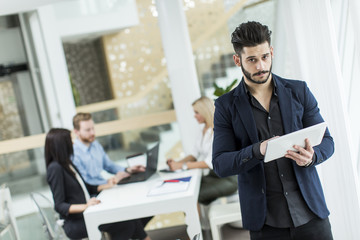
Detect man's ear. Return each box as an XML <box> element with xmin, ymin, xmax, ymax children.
<box><xmin>73</xmin><ymin>129</ymin><xmax>79</xmax><ymax>137</ymax></box>
<box><xmin>233</xmin><ymin>54</ymin><xmax>241</xmax><ymax>67</ymax></box>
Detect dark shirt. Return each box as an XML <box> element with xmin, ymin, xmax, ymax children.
<box><xmin>245</xmin><ymin>81</ymin><xmax>316</xmax><ymax>228</ymax></box>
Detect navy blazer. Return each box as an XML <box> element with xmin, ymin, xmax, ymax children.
<box><xmin>212</xmin><ymin>74</ymin><xmax>334</xmax><ymax>231</ymax></box>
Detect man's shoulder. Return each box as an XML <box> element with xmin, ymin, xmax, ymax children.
<box><xmin>215</xmin><ymin>86</ymin><xmax>237</xmax><ymax>104</ymax></box>
<box><xmin>273</xmin><ymin>74</ymin><xmax>306</xmax><ymax>90</ymax></box>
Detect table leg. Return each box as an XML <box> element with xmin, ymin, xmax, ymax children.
<box><xmin>184</xmin><ymin>205</ymin><xmax>202</xmax><ymax>240</ymax></box>
<box><xmin>84</xmin><ymin>220</ymin><xmax>102</xmax><ymax>240</ymax></box>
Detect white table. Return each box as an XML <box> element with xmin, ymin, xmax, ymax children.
<box><xmin>84</xmin><ymin>169</ymin><xmax>202</xmax><ymax>240</ymax></box>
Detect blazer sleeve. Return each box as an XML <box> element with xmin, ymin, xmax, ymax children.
<box><xmin>301</xmin><ymin>82</ymin><xmax>334</xmax><ymax>165</ymax></box>
<box><xmin>47</xmin><ymin>163</ymin><xmax>71</xmax><ymax>217</ymax></box>
<box><xmin>212</xmin><ymin>98</ymin><xmax>260</xmax><ymax>177</ymax></box>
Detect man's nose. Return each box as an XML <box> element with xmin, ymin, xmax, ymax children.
<box><xmin>256</xmin><ymin>61</ymin><xmax>265</xmax><ymax>70</ymax></box>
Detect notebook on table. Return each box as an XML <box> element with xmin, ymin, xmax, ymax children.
<box><xmin>118</xmin><ymin>142</ymin><xmax>159</xmax><ymax>185</ymax></box>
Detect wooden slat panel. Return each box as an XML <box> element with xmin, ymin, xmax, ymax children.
<box><xmin>95</xmin><ymin>110</ymin><xmax>176</xmax><ymax>137</ymax></box>
<box><xmin>0</xmin><ymin>110</ymin><xmax>176</xmax><ymax>155</ymax></box>
<box><xmin>0</xmin><ymin>134</ymin><xmax>46</xmax><ymax>155</ymax></box>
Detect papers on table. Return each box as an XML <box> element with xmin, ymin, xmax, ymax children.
<box><xmin>147</xmin><ymin>176</ymin><xmax>192</xmax><ymax>196</ymax></box>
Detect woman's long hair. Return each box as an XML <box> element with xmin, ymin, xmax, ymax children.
<box><xmin>45</xmin><ymin>128</ymin><xmax>75</xmax><ymax>176</ymax></box>
<box><xmin>192</xmin><ymin>96</ymin><xmax>215</xmax><ymax>130</ymax></box>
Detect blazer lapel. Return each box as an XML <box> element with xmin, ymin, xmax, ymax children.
<box><xmin>276</xmin><ymin>78</ymin><xmax>293</xmax><ymax>134</ymax></box>
<box><xmin>233</xmin><ymin>81</ymin><xmax>259</xmax><ymax>143</ymax></box>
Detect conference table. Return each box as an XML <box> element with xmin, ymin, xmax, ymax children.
<box><xmin>83</xmin><ymin>168</ymin><xmax>203</xmax><ymax>240</ymax></box>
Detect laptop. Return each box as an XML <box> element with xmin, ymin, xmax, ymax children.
<box><xmin>118</xmin><ymin>142</ymin><xmax>159</xmax><ymax>184</ymax></box>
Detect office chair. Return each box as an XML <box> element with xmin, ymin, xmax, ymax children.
<box><xmin>0</xmin><ymin>224</ymin><xmax>17</xmax><ymax>240</ymax></box>
<box><xmin>192</xmin><ymin>233</ymin><xmax>201</xmax><ymax>240</ymax></box>
<box><xmin>1</xmin><ymin>185</ymin><xmax>20</xmax><ymax>240</ymax></box>
<box><xmin>30</xmin><ymin>192</ymin><xmax>67</xmax><ymax>240</ymax></box>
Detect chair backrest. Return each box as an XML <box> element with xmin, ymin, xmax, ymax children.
<box><xmin>0</xmin><ymin>185</ymin><xmax>20</xmax><ymax>240</ymax></box>
<box><xmin>30</xmin><ymin>192</ymin><xmax>66</xmax><ymax>240</ymax></box>
<box><xmin>192</xmin><ymin>233</ymin><xmax>201</xmax><ymax>240</ymax></box>
<box><xmin>0</xmin><ymin>224</ymin><xmax>17</xmax><ymax>240</ymax></box>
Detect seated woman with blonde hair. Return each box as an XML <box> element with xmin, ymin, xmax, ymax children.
<box><xmin>167</xmin><ymin>96</ymin><xmax>237</xmax><ymax>205</ymax></box>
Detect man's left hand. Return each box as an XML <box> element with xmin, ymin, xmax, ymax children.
<box><xmin>285</xmin><ymin>138</ymin><xmax>314</xmax><ymax>167</ymax></box>
<box><xmin>126</xmin><ymin>165</ymin><xmax>146</xmax><ymax>174</ymax></box>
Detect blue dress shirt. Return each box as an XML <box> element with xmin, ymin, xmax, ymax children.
<box><xmin>72</xmin><ymin>138</ymin><xmax>125</xmax><ymax>185</ymax></box>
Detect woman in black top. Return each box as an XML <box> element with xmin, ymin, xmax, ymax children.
<box><xmin>45</xmin><ymin>128</ymin><xmax>150</xmax><ymax>240</ymax></box>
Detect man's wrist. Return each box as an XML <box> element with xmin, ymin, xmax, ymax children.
<box><xmin>304</xmin><ymin>160</ymin><xmax>312</xmax><ymax>167</ymax></box>
<box><xmin>304</xmin><ymin>154</ymin><xmax>316</xmax><ymax>168</ymax></box>
<box><xmin>182</xmin><ymin>163</ymin><xmax>188</xmax><ymax>171</ymax></box>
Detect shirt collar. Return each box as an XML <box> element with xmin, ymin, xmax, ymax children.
<box><xmin>242</xmin><ymin>76</ymin><xmax>278</xmax><ymax>99</ymax></box>
<box><xmin>74</xmin><ymin>138</ymin><xmax>91</xmax><ymax>152</ymax></box>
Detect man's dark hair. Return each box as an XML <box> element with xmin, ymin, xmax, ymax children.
<box><xmin>231</xmin><ymin>21</ymin><xmax>272</xmax><ymax>55</ymax></box>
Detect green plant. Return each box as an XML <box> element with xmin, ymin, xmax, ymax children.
<box><xmin>213</xmin><ymin>78</ymin><xmax>238</xmax><ymax>97</ymax></box>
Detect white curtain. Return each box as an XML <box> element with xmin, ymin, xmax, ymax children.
<box><xmin>273</xmin><ymin>0</ymin><xmax>360</xmax><ymax>238</ymax></box>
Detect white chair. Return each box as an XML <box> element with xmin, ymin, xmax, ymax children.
<box><xmin>0</xmin><ymin>185</ymin><xmax>20</xmax><ymax>240</ymax></box>
<box><xmin>0</xmin><ymin>224</ymin><xmax>18</xmax><ymax>240</ymax></box>
<box><xmin>191</xmin><ymin>233</ymin><xmax>201</xmax><ymax>240</ymax></box>
<box><xmin>208</xmin><ymin>202</ymin><xmax>242</xmax><ymax>240</ymax></box>
<box><xmin>30</xmin><ymin>192</ymin><xmax>68</xmax><ymax>240</ymax></box>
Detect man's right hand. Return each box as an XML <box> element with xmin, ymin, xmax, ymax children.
<box><xmin>115</xmin><ymin>171</ymin><xmax>130</xmax><ymax>183</ymax></box>
<box><xmin>260</xmin><ymin>136</ymin><xmax>279</xmax><ymax>156</ymax></box>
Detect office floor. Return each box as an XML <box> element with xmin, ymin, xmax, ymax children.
<box><xmin>17</xmin><ymin>212</ymin><xmax>250</xmax><ymax>240</ymax></box>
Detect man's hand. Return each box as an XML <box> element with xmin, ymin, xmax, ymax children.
<box><xmin>285</xmin><ymin>138</ymin><xmax>314</xmax><ymax>167</ymax></box>
<box><xmin>107</xmin><ymin>177</ymin><xmax>118</xmax><ymax>185</ymax></box>
<box><xmin>115</xmin><ymin>171</ymin><xmax>130</xmax><ymax>183</ymax></box>
<box><xmin>126</xmin><ymin>165</ymin><xmax>146</xmax><ymax>174</ymax></box>
<box><xmin>260</xmin><ymin>136</ymin><xmax>279</xmax><ymax>156</ymax></box>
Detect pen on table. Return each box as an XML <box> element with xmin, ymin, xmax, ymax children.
<box><xmin>164</xmin><ymin>179</ymin><xmax>180</xmax><ymax>183</ymax></box>
<box><xmin>158</xmin><ymin>179</ymin><xmax>180</xmax><ymax>187</ymax></box>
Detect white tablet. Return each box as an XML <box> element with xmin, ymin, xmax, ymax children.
<box><xmin>264</xmin><ymin>122</ymin><xmax>327</xmax><ymax>163</ymax></box>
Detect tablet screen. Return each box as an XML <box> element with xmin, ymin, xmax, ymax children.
<box><xmin>264</xmin><ymin>122</ymin><xmax>327</xmax><ymax>163</ymax></box>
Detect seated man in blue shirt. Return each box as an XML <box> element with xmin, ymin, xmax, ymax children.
<box><xmin>72</xmin><ymin>112</ymin><xmax>145</xmax><ymax>185</ymax></box>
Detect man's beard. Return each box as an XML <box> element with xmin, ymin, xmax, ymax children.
<box><xmin>241</xmin><ymin>63</ymin><xmax>272</xmax><ymax>85</ymax></box>
<box><xmin>79</xmin><ymin>134</ymin><xmax>95</xmax><ymax>144</ymax></box>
